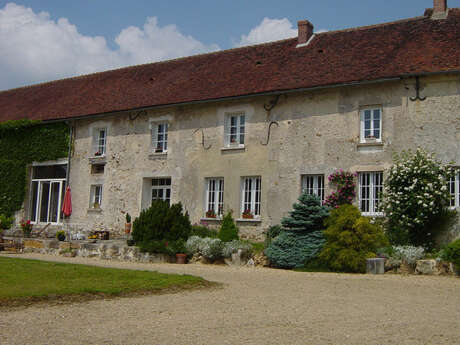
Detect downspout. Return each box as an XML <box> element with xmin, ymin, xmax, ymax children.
<box><xmin>65</xmin><ymin>121</ymin><xmax>74</xmax><ymax>187</ymax></box>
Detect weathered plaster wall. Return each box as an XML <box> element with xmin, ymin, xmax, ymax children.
<box><xmin>64</xmin><ymin>74</ymin><xmax>460</xmax><ymax>240</ymax></box>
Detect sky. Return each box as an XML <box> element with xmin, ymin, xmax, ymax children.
<box><xmin>0</xmin><ymin>0</ymin><xmax>451</xmax><ymax>91</ymax></box>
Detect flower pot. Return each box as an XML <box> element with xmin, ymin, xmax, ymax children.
<box><xmin>242</xmin><ymin>214</ymin><xmax>254</xmax><ymax>219</ymax></box>
<box><xmin>176</xmin><ymin>253</ymin><xmax>187</xmax><ymax>264</ymax></box>
<box><xmin>125</xmin><ymin>223</ymin><xmax>132</xmax><ymax>234</ymax></box>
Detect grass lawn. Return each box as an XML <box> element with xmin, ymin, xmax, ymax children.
<box><xmin>0</xmin><ymin>257</ymin><xmax>211</xmax><ymax>308</ymax></box>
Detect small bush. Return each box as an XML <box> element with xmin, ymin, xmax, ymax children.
<box><xmin>132</xmin><ymin>201</ymin><xmax>191</xmax><ymax>245</ymax></box>
<box><xmin>218</xmin><ymin>212</ymin><xmax>239</xmax><ymax>242</ymax></box>
<box><xmin>222</xmin><ymin>240</ymin><xmax>253</xmax><ymax>258</ymax></box>
<box><xmin>185</xmin><ymin>236</ymin><xmax>203</xmax><ymax>255</ymax></box>
<box><xmin>56</xmin><ymin>231</ymin><xmax>66</xmax><ymax>241</ymax></box>
<box><xmin>319</xmin><ymin>205</ymin><xmax>388</xmax><ymax>273</ymax></box>
<box><xmin>392</xmin><ymin>245</ymin><xmax>425</xmax><ymax>266</ymax></box>
<box><xmin>199</xmin><ymin>238</ymin><xmax>224</xmax><ymax>261</ymax></box>
<box><xmin>265</xmin><ymin>231</ymin><xmax>325</xmax><ymax>269</ymax></box>
<box><xmin>264</xmin><ymin>225</ymin><xmax>282</xmax><ymax>248</ymax></box>
<box><xmin>441</xmin><ymin>238</ymin><xmax>460</xmax><ymax>267</ymax></box>
<box><xmin>190</xmin><ymin>225</ymin><xmax>218</xmax><ymax>238</ymax></box>
<box><xmin>0</xmin><ymin>214</ymin><xmax>14</xmax><ymax>230</ymax></box>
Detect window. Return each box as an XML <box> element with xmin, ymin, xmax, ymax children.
<box><xmin>301</xmin><ymin>175</ymin><xmax>325</xmax><ymax>202</ymax></box>
<box><xmin>91</xmin><ymin>164</ymin><xmax>105</xmax><ymax>174</ymax></box>
<box><xmin>448</xmin><ymin>172</ymin><xmax>460</xmax><ymax>208</ymax></box>
<box><xmin>241</xmin><ymin>177</ymin><xmax>261</xmax><ymax>218</ymax></box>
<box><xmin>359</xmin><ymin>172</ymin><xmax>383</xmax><ymax>215</ymax></box>
<box><xmin>94</xmin><ymin>128</ymin><xmax>107</xmax><ymax>156</ymax></box>
<box><xmin>90</xmin><ymin>185</ymin><xmax>103</xmax><ymax>208</ymax></box>
<box><xmin>205</xmin><ymin>178</ymin><xmax>224</xmax><ymax>218</ymax></box>
<box><xmin>30</xmin><ymin>164</ymin><xmax>66</xmax><ymax>224</ymax></box>
<box><xmin>225</xmin><ymin>112</ymin><xmax>245</xmax><ymax>147</ymax></box>
<box><xmin>152</xmin><ymin>123</ymin><xmax>168</xmax><ymax>153</ymax></box>
<box><xmin>360</xmin><ymin>108</ymin><xmax>382</xmax><ymax>143</ymax></box>
<box><xmin>152</xmin><ymin>178</ymin><xmax>171</xmax><ymax>205</ymax></box>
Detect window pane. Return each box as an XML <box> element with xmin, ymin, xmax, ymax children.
<box><xmin>31</xmin><ymin>181</ymin><xmax>39</xmax><ymax>222</ymax></box>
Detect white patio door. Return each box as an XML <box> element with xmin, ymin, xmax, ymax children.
<box><xmin>31</xmin><ymin>179</ymin><xmax>65</xmax><ymax>224</ymax></box>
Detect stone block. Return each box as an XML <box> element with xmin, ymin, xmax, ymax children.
<box><xmin>415</xmin><ymin>259</ymin><xmax>438</xmax><ymax>275</ymax></box>
<box><xmin>47</xmin><ymin>240</ymin><xmax>60</xmax><ymax>249</ymax></box>
<box><xmin>366</xmin><ymin>258</ymin><xmax>385</xmax><ymax>274</ymax></box>
<box><xmin>70</xmin><ymin>241</ymin><xmax>82</xmax><ymax>249</ymax></box>
<box><xmin>24</xmin><ymin>239</ymin><xmax>44</xmax><ymax>249</ymax></box>
<box><xmin>59</xmin><ymin>242</ymin><xmax>71</xmax><ymax>250</ymax></box>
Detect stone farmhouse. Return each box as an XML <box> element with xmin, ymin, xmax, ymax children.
<box><xmin>0</xmin><ymin>0</ymin><xmax>459</xmax><ymax>240</ymax></box>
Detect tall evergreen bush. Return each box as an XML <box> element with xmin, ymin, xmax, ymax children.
<box><xmin>265</xmin><ymin>193</ymin><xmax>330</xmax><ymax>269</ymax></box>
<box><xmin>218</xmin><ymin>212</ymin><xmax>239</xmax><ymax>242</ymax></box>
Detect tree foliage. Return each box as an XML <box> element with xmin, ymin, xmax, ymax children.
<box><xmin>218</xmin><ymin>212</ymin><xmax>239</xmax><ymax>242</ymax></box>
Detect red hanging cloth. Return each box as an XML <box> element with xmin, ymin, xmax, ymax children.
<box><xmin>62</xmin><ymin>186</ymin><xmax>72</xmax><ymax>217</ymax></box>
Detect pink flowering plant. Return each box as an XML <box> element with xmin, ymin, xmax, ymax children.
<box><xmin>324</xmin><ymin>170</ymin><xmax>357</xmax><ymax>208</ymax></box>
<box><xmin>20</xmin><ymin>219</ymin><xmax>33</xmax><ymax>237</ymax></box>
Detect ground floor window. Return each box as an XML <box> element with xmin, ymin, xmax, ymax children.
<box><xmin>152</xmin><ymin>178</ymin><xmax>171</xmax><ymax>205</ymax></box>
<box><xmin>301</xmin><ymin>174</ymin><xmax>324</xmax><ymax>202</ymax></box>
<box><xmin>448</xmin><ymin>172</ymin><xmax>460</xmax><ymax>208</ymax></box>
<box><xmin>90</xmin><ymin>185</ymin><xmax>103</xmax><ymax>209</ymax></box>
<box><xmin>359</xmin><ymin>172</ymin><xmax>383</xmax><ymax>216</ymax></box>
<box><xmin>205</xmin><ymin>178</ymin><xmax>224</xmax><ymax>217</ymax></box>
<box><xmin>241</xmin><ymin>176</ymin><xmax>261</xmax><ymax>217</ymax></box>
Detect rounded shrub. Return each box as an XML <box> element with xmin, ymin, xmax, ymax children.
<box><xmin>441</xmin><ymin>238</ymin><xmax>460</xmax><ymax>268</ymax></box>
<box><xmin>222</xmin><ymin>240</ymin><xmax>253</xmax><ymax>258</ymax></box>
<box><xmin>319</xmin><ymin>204</ymin><xmax>388</xmax><ymax>273</ymax></box>
<box><xmin>199</xmin><ymin>238</ymin><xmax>224</xmax><ymax>261</ymax></box>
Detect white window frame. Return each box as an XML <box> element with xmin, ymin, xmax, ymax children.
<box><xmin>151</xmin><ymin>122</ymin><xmax>169</xmax><ymax>153</ymax></box>
<box><xmin>448</xmin><ymin>172</ymin><xmax>460</xmax><ymax>208</ymax></box>
<box><xmin>30</xmin><ymin>179</ymin><xmax>66</xmax><ymax>225</ymax></box>
<box><xmin>359</xmin><ymin>172</ymin><xmax>383</xmax><ymax>216</ymax></box>
<box><xmin>205</xmin><ymin>178</ymin><xmax>224</xmax><ymax>218</ymax></box>
<box><xmin>94</xmin><ymin>128</ymin><xmax>107</xmax><ymax>156</ymax></box>
<box><xmin>301</xmin><ymin>174</ymin><xmax>325</xmax><ymax>202</ymax></box>
<box><xmin>90</xmin><ymin>184</ymin><xmax>103</xmax><ymax>209</ymax></box>
<box><xmin>241</xmin><ymin>176</ymin><xmax>261</xmax><ymax>218</ymax></box>
<box><xmin>225</xmin><ymin>112</ymin><xmax>245</xmax><ymax>147</ymax></box>
<box><xmin>152</xmin><ymin>178</ymin><xmax>172</xmax><ymax>205</ymax></box>
<box><xmin>360</xmin><ymin>108</ymin><xmax>382</xmax><ymax>143</ymax></box>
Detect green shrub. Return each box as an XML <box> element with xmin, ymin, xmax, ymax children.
<box><xmin>265</xmin><ymin>230</ymin><xmax>326</xmax><ymax>269</ymax></box>
<box><xmin>218</xmin><ymin>212</ymin><xmax>239</xmax><ymax>242</ymax></box>
<box><xmin>441</xmin><ymin>238</ymin><xmax>460</xmax><ymax>267</ymax></box>
<box><xmin>56</xmin><ymin>231</ymin><xmax>66</xmax><ymax>241</ymax></box>
<box><xmin>264</xmin><ymin>225</ymin><xmax>282</xmax><ymax>248</ymax></box>
<box><xmin>190</xmin><ymin>224</ymin><xmax>218</xmax><ymax>238</ymax></box>
<box><xmin>319</xmin><ymin>205</ymin><xmax>388</xmax><ymax>273</ymax></box>
<box><xmin>132</xmin><ymin>201</ymin><xmax>191</xmax><ymax>244</ymax></box>
<box><xmin>0</xmin><ymin>214</ymin><xmax>14</xmax><ymax>230</ymax></box>
<box><xmin>199</xmin><ymin>238</ymin><xmax>224</xmax><ymax>261</ymax></box>
<box><xmin>222</xmin><ymin>240</ymin><xmax>253</xmax><ymax>258</ymax></box>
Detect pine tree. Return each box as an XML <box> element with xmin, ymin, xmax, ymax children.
<box><xmin>218</xmin><ymin>211</ymin><xmax>239</xmax><ymax>242</ymax></box>
<box><xmin>281</xmin><ymin>193</ymin><xmax>330</xmax><ymax>233</ymax></box>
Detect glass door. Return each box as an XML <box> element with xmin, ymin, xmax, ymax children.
<box><xmin>31</xmin><ymin>179</ymin><xmax>65</xmax><ymax>224</ymax></box>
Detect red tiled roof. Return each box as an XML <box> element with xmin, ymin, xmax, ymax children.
<box><xmin>0</xmin><ymin>9</ymin><xmax>459</xmax><ymax>123</ymax></box>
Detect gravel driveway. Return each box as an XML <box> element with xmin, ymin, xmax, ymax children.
<box><xmin>1</xmin><ymin>253</ymin><xmax>459</xmax><ymax>345</ymax></box>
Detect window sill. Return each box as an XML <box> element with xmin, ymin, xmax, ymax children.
<box><xmin>357</xmin><ymin>141</ymin><xmax>383</xmax><ymax>147</ymax></box>
<box><xmin>236</xmin><ymin>218</ymin><xmax>262</xmax><ymax>223</ymax></box>
<box><xmin>221</xmin><ymin>146</ymin><xmax>245</xmax><ymax>152</ymax></box>
<box><xmin>89</xmin><ymin>156</ymin><xmax>107</xmax><ymax>164</ymax></box>
<box><xmin>87</xmin><ymin>208</ymin><xmax>103</xmax><ymax>213</ymax></box>
<box><xmin>200</xmin><ymin>217</ymin><xmax>222</xmax><ymax>222</ymax></box>
<box><xmin>148</xmin><ymin>152</ymin><xmax>167</xmax><ymax>160</ymax></box>
<box><xmin>361</xmin><ymin>212</ymin><xmax>384</xmax><ymax>217</ymax></box>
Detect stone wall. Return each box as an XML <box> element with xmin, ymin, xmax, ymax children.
<box><xmin>24</xmin><ymin>74</ymin><xmax>459</xmax><ymax>241</ymax></box>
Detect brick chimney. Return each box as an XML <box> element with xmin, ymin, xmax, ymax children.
<box><xmin>297</xmin><ymin>20</ymin><xmax>314</xmax><ymax>46</ymax></box>
<box><xmin>433</xmin><ymin>0</ymin><xmax>447</xmax><ymax>13</ymax></box>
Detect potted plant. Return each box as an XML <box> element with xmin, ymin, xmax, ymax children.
<box><xmin>173</xmin><ymin>239</ymin><xmax>187</xmax><ymax>264</ymax></box>
<box><xmin>242</xmin><ymin>209</ymin><xmax>254</xmax><ymax>219</ymax></box>
<box><xmin>20</xmin><ymin>220</ymin><xmax>33</xmax><ymax>238</ymax></box>
<box><xmin>93</xmin><ymin>202</ymin><xmax>100</xmax><ymax>209</ymax></box>
<box><xmin>205</xmin><ymin>209</ymin><xmax>216</xmax><ymax>218</ymax></box>
<box><xmin>56</xmin><ymin>230</ymin><xmax>66</xmax><ymax>241</ymax></box>
<box><xmin>125</xmin><ymin>213</ymin><xmax>132</xmax><ymax>234</ymax></box>
<box><xmin>94</xmin><ymin>151</ymin><xmax>101</xmax><ymax>156</ymax></box>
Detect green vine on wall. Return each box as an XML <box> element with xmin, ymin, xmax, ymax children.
<box><xmin>0</xmin><ymin>119</ymin><xmax>69</xmax><ymax>217</ymax></box>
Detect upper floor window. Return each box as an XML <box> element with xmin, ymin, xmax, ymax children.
<box><xmin>152</xmin><ymin>123</ymin><xmax>168</xmax><ymax>153</ymax></box>
<box><xmin>359</xmin><ymin>171</ymin><xmax>383</xmax><ymax>216</ymax></box>
<box><xmin>301</xmin><ymin>174</ymin><xmax>325</xmax><ymax>202</ymax></box>
<box><xmin>152</xmin><ymin>178</ymin><xmax>171</xmax><ymax>205</ymax></box>
<box><xmin>448</xmin><ymin>172</ymin><xmax>460</xmax><ymax>208</ymax></box>
<box><xmin>205</xmin><ymin>178</ymin><xmax>224</xmax><ymax>218</ymax></box>
<box><xmin>94</xmin><ymin>128</ymin><xmax>107</xmax><ymax>156</ymax></box>
<box><xmin>225</xmin><ymin>112</ymin><xmax>245</xmax><ymax>147</ymax></box>
<box><xmin>241</xmin><ymin>176</ymin><xmax>261</xmax><ymax>218</ymax></box>
<box><xmin>360</xmin><ymin>108</ymin><xmax>382</xmax><ymax>143</ymax></box>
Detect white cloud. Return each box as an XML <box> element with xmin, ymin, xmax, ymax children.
<box><xmin>236</xmin><ymin>17</ymin><xmax>297</xmax><ymax>47</ymax></box>
<box><xmin>0</xmin><ymin>3</ymin><xmax>219</xmax><ymax>90</ymax></box>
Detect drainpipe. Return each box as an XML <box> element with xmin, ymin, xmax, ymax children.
<box><xmin>65</xmin><ymin>121</ymin><xmax>74</xmax><ymax>187</ymax></box>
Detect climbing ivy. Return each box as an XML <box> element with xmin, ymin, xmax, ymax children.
<box><xmin>0</xmin><ymin>120</ymin><xmax>69</xmax><ymax>217</ymax></box>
